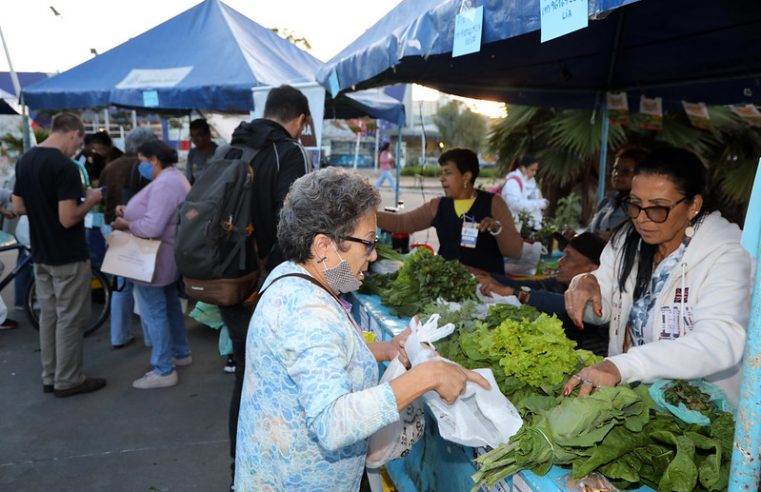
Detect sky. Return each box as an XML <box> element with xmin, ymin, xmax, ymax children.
<box><xmin>0</xmin><ymin>0</ymin><xmax>402</xmax><ymax>72</ymax></box>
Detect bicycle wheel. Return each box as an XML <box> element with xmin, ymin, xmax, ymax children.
<box><xmin>26</xmin><ymin>267</ymin><xmax>112</xmax><ymax>337</ymax></box>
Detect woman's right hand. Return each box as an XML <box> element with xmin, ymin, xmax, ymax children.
<box><xmin>115</xmin><ymin>205</ymin><xmax>126</xmax><ymax>218</ymax></box>
<box><xmin>426</xmin><ymin>360</ymin><xmax>490</xmax><ymax>405</ymax></box>
<box><xmin>564</xmin><ymin>273</ymin><xmax>603</xmax><ymax>328</ymax></box>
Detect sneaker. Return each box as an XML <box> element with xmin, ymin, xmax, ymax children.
<box><xmin>54</xmin><ymin>377</ymin><xmax>107</xmax><ymax>398</ymax></box>
<box><xmin>132</xmin><ymin>370</ymin><xmax>178</xmax><ymax>389</ymax></box>
<box><xmin>223</xmin><ymin>356</ymin><xmax>236</xmax><ymax>374</ymax></box>
<box><xmin>172</xmin><ymin>355</ymin><xmax>193</xmax><ymax>367</ymax></box>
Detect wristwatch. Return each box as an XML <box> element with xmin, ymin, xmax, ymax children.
<box><xmin>517</xmin><ymin>286</ymin><xmax>531</xmax><ymax>304</ymax></box>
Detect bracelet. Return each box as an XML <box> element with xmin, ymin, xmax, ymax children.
<box><xmin>488</xmin><ymin>220</ymin><xmax>502</xmax><ymax>236</ymax></box>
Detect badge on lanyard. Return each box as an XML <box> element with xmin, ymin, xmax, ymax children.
<box><xmin>460</xmin><ymin>214</ymin><xmax>479</xmax><ymax>248</ymax></box>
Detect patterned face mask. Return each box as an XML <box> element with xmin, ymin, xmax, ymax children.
<box><xmin>322</xmin><ymin>247</ymin><xmax>362</xmax><ymax>294</ymax></box>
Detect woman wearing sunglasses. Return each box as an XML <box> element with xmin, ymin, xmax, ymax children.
<box><xmin>234</xmin><ymin>168</ymin><xmax>489</xmax><ymax>491</ymax></box>
<box><xmin>563</xmin><ymin>146</ymin><xmax>751</xmax><ymax>405</ymax></box>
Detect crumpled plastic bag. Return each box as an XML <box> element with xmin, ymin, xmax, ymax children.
<box><xmin>503</xmin><ymin>241</ymin><xmax>546</xmax><ymax>277</ymax></box>
<box><xmin>405</xmin><ymin>314</ymin><xmax>523</xmax><ymax>449</ymax></box>
<box><xmin>475</xmin><ymin>285</ymin><xmax>522</xmax><ymax>306</ymax></box>
<box><xmin>648</xmin><ymin>378</ymin><xmax>734</xmax><ymax>426</ymax></box>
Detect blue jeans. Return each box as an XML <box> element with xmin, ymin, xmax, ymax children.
<box><xmin>110</xmin><ymin>278</ymin><xmax>150</xmax><ymax>346</ymax></box>
<box><xmin>86</xmin><ymin>228</ymin><xmax>106</xmax><ymax>270</ymax></box>
<box><xmin>375</xmin><ymin>169</ymin><xmax>397</xmax><ymax>192</ymax></box>
<box><xmin>134</xmin><ymin>282</ymin><xmax>190</xmax><ymax>375</ymax></box>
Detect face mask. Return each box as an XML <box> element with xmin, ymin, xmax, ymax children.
<box><xmin>322</xmin><ymin>247</ymin><xmax>362</xmax><ymax>294</ymax></box>
<box><xmin>138</xmin><ymin>161</ymin><xmax>154</xmax><ymax>181</ymax></box>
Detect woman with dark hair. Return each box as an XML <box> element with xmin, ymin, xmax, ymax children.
<box><xmin>377</xmin><ymin>148</ymin><xmax>522</xmax><ymax>274</ymax></box>
<box><xmin>235</xmin><ymin>167</ymin><xmax>488</xmax><ymax>490</ymax></box>
<box><xmin>587</xmin><ymin>146</ymin><xmax>648</xmax><ymax>238</ymax></box>
<box><xmin>374</xmin><ymin>141</ymin><xmax>397</xmax><ymax>192</ymax></box>
<box><xmin>563</xmin><ymin>146</ymin><xmax>751</xmax><ymax>404</ymax></box>
<box><xmin>111</xmin><ymin>140</ymin><xmax>192</xmax><ymax>389</ymax></box>
<box><xmin>501</xmin><ymin>155</ymin><xmax>548</xmax><ymax>228</ymax></box>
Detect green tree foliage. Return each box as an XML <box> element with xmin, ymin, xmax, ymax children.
<box><xmin>489</xmin><ymin>105</ymin><xmax>761</xmax><ymax>224</ymax></box>
<box><xmin>434</xmin><ymin>100</ymin><xmax>488</xmax><ymax>151</ymax></box>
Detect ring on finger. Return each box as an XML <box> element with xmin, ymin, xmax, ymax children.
<box><xmin>571</xmin><ymin>374</ymin><xmax>582</xmax><ymax>381</ymax></box>
<box><xmin>582</xmin><ymin>379</ymin><xmax>594</xmax><ymax>385</ymax></box>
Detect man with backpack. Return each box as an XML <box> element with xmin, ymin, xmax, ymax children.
<box><xmin>176</xmin><ymin>85</ymin><xmax>312</xmax><ymax>479</ymax></box>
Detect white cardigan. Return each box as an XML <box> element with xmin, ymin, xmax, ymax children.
<box><xmin>583</xmin><ymin>212</ymin><xmax>751</xmax><ymax>404</ymax></box>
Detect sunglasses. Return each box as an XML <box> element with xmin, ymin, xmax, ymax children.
<box><xmin>341</xmin><ymin>235</ymin><xmax>380</xmax><ymax>256</ymax></box>
<box><xmin>624</xmin><ymin>196</ymin><xmax>688</xmax><ymax>224</ymax></box>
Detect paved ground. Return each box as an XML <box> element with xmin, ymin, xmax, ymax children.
<box><xmin>0</xmin><ymin>171</ymin><xmax>458</xmax><ymax>492</ymax></box>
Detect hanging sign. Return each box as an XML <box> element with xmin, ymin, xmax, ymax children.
<box><xmin>639</xmin><ymin>96</ymin><xmax>663</xmax><ymax>131</ymax></box>
<box><xmin>540</xmin><ymin>0</ymin><xmax>589</xmax><ymax>43</ymax></box>
<box><xmin>730</xmin><ymin>104</ymin><xmax>761</xmax><ymax>127</ymax></box>
<box><xmin>682</xmin><ymin>101</ymin><xmax>712</xmax><ymax>130</ymax></box>
<box><xmin>606</xmin><ymin>92</ymin><xmax>629</xmax><ymax>125</ymax></box>
<box><xmin>328</xmin><ymin>70</ymin><xmax>340</xmax><ymax>98</ymax></box>
<box><xmin>453</xmin><ymin>6</ymin><xmax>484</xmax><ymax>57</ymax></box>
<box><xmin>741</xmin><ymin>158</ymin><xmax>761</xmax><ymax>256</ymax></box>
<box><xmin>142</xmin><ymin>90</ymin><xmax>159</xmax><ymax>108</ymax></box>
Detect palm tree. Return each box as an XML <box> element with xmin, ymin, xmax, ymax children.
<box><xmin>489</xmin><ymin>105</ymin><xmax>760</xmax><ymax>225</ymax></box>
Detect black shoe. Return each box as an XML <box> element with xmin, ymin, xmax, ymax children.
<box><xmin>112</xmin><ymin>337</ymin><xmax>135</xmax><ymax>349</ymax></box>
<box><xmin>0</xmin><ymin>318</ymin><xmax>18</xmax><ymax>330</ymax></box>
<box><xmin>54</xmin><ymin>377</ymin><xmax>106</xmax><ymax>398</ymax></box>
<box><xmin>43</xmin><ymin>384</ymin><xmax>54</xmax><ymax>393</ymax></box>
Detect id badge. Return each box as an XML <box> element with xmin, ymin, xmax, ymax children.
<box><xmin>460</xmin><ymin>221</ymin><xmax>479</xmax><ymax>248</ymax></box>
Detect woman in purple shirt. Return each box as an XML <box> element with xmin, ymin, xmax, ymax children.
<box><xmin>112</xmin><ymin>140</ymin><xmax>191</xmax><ymax>389</ymax></box>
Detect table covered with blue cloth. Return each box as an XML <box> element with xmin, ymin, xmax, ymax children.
<box><xmin>348</xmin><ymin>291</ymin><xmax>651</xmax><ymax>492</ymax></box>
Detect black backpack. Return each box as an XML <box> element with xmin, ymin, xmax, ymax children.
<box><xmin>174</xmin><ymin>144</ymin><xmax>262</xmax><ymax>305</ymax></box>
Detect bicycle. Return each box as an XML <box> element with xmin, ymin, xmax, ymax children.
<box><xmin>0</xmin><ymin>238</ymin><xmax>112</xmax><ymax>337</ymax></box>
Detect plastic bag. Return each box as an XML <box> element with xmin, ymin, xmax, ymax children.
<box><xmin>405</xmin><ymin>315</ymin><xmax>523</xmax><ymax>449</ymax></box>
<box><xmin>366</xmin><ymin>356</ymin><xmax>425</xmax><ymax>468</ymax></box>
<box><xmin>503</xmin><ymin>241</ymin><xmax>546</xmax><ymax>277</ymax></box>
<box><xmin>370</xmin><ymin>259</ymin><xmax>404</xmax><ymax>275</ymax></box>
<box><xmin>648</xmin><ymin>379</ymin><xmax>734</xmax><ymax>426</ymax></box>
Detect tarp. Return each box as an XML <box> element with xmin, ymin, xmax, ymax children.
<box><xmin>21</xmin><ymin>0</ymin><xmax>404</xmax><ymax>124</ymax></box>
<box><xmin>318</xmin><ymin>0</ymin><xmax>761</xmax><ymax>108</ymax></box>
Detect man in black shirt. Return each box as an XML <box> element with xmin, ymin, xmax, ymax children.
<box><xmin>12</xmin><ymin>113</ymin><xmax>106</xmax><ymax>398</ymax></box>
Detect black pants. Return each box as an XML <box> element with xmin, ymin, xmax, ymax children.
<box><xmin>220</xmin><ymin>303</ymin><xmax>254</xmax><ymax>467</ymax></box>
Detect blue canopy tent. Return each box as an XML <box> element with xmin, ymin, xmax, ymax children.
<box><xmin>319</xmin><ymin>0</ymin><xmax>761</xmax><ymax>489</ymax></box>
<box><xmin>21</xmin><ymin>0</ymin><xmax>403</xmax><ymax>124</ymax></box>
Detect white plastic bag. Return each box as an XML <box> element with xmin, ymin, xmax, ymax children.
<box><xmin>366</xmin><ymin>357</ymin><xmax>425</xmax><ymax>468</ymax></box>
<box><xmin>503</xmin><ymin>241</ymin><xmax>546</xmax><ymax>277</ymax></box>
<box><xmin>405</xmin><ymin>315</ymin><xmax>524</xmax><ymax>449</ymax></box>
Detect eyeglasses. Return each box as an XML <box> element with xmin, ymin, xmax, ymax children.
<box><xmin>341</xmin><ymin>235</ymin><xmax>380</xmax><ymax>256</ymax></box>
<box><xmin>624</xmin><ymin>197</ymin><xmax>688</xmax><ymax>223</ymax></box>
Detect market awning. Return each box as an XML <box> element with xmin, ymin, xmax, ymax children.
<box><xmin>318</xmin><ymin>0</ymin><xmax>761</xmax><ymax>108</ymax></box>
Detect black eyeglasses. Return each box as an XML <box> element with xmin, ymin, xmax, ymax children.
<box><xmin>341</xmin><ymin>235</ymin><xmax>380</xmax><ymax>256</ymax></box>
<box><xmin>624</xmin><ymin>197</ymin><xmax>688</xmax><ymax>223</ymax></box>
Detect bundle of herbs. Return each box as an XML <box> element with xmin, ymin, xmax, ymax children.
<box><xmin>375</xmin><ymin>248</ymin><xmax>478</xmax><ymax>317</ymax></box>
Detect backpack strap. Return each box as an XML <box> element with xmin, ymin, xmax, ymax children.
<box><xmin>251</xmin><ymin>272</ymin><xmax>356</xmax><ymax>327</ymax></box>
<box><xmin>506</xmin><ymin>174</ymin><xmax>523</xmax><ymax>193</ymax></box>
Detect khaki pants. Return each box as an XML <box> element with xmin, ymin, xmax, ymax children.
<box><xmin>34</xmin><ymin>260</ymin><xmax>91</xmax><ymax>390</ymax></box>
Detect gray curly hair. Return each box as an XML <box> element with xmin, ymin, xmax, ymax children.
<box><xmin>278</xmin><ymin>167</ymin><xmax>381</xmax><ymax>263</ymax></box>
<box><xmin>125</xmin><ymin>126</ymin><xmax>158</xmax><ymax>154</ymax></box>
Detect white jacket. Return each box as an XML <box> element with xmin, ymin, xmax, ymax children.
<box><xmin>501</xmin><ymin>169</ymin><xmax>546</xmax><ymax>228</ymax></box>
<box><xmin>584</xmin><ymin>212</ymin><xmax>751</xmax><ymax>404</ymax></box>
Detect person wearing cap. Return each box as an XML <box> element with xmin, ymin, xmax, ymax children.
<box><xmin>478</xmin><ymin>232</ymin><xmax>608</xmax><ymax>354</ymax></box>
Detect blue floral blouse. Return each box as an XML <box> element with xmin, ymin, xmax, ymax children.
<box><xmin>234</xmin><ymin>262</ymin><xmax>400</xmax><ymax>492</ymax></box>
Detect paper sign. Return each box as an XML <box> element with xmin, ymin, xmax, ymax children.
<box><xmin>540</xmin><ymin>0</ymin><xmax>589</xmax><ymax>43</ymax></box>
<box><xmin>607</xmin><ymin>92</ymin><xmax>629</xmax><ymax>125</ymax></box>
<box><xmin>682</xmin><ymin>101</ymin><xmax>712</xmax><ymax>130</ymax></box>
<box><xmin>142</xmin><ymin>90</ymin><xmax>159</xmax><ymax>108</ymax></box>
<box><xmin>741</xmin><ymin>158</ymin><xmax>761</xmax><ymax>257</ymax></box>
<box><xmin>116</xmin><ymin>67</ymin><xmax>193</xmax><ymax>89</ymax></box>
<box><xmin>730</xmin><ymin>104</ymin><xmax>761</xmax><ymax>127</ymax></box>
<box><xmin>639</xmin><ymin>96</ymin><xmax>663</xmax><ymax>131</ymax></box>
<box><xmin>453</xmin><ymin>6</ymin><xmax>484</xmax><ymax>57</ymax></box>
<box><xmin>328</xmin><ymin>70</ymin><xmax>340</xmax><ymax>98</ymax></box>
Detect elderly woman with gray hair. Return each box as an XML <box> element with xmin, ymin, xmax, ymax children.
<box><xmin>234</xmin><ymin>167</ymin><xmax>489</xmax><ymax>491</ymax></box>
<box><xmin>99</xmin><ymin>126</ymin><xmax>157</xmax><ymax>348</ymax></box>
